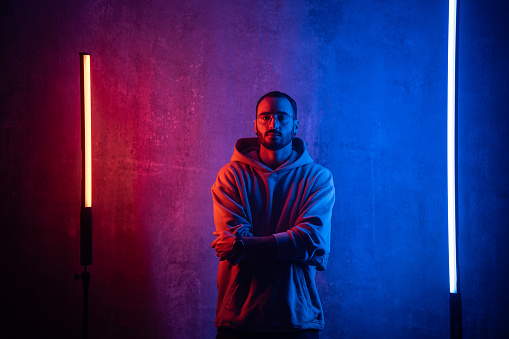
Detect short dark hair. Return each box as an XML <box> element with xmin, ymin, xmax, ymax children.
<box><xmin>256</xmin><ymin>91</ymin><xmax>297</xmax><ymax>119</ymax></box>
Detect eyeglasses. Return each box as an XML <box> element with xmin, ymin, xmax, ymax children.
<box><xmin>257</xmin><ymin>113</ymin><xmax>293</xmax><ymax>126</ymax></box>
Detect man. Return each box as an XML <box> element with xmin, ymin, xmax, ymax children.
<box><xmin>211</xmin><ymin>91</ymin><xmax>335</xmax><ymax>339</ymax></box>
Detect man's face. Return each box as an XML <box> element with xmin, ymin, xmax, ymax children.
<box><xmin>255</xmin><ymin>97</ymin><xmax>299</xmax><ymax>151</ymax></box>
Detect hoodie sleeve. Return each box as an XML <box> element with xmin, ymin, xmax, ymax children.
<box><xmin>273</xmin><ymin>169</ymin><xmax>335</xmax><ymax>271</ymax></box>
<box><xmin>211</xmin><ymin>165</ymin><xmax>254</xmax><ymax>237</ymax></box>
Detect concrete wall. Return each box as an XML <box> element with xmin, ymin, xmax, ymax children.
<box><xmin>0</xmin><ymin>0</ymin><xmax>507</xmax><ymax>338</ymax></box>
<box><xmin>458</xmin><ymin>1</ymin><xmax>509</xmax><ymax>338</ymax></box>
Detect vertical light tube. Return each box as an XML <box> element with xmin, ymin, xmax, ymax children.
<box><xmin>448</xmin><ymin>1</ymin><xmax>463</xmax><ymax>338</ymax></box>
<box><xmin>80</xmin><ymin>52</ymin><xmax>92</xmax><ymax>267</ymax></box>
<box><xmin>77</xmin><ymin>53</ymin><xmax>93</xmax><ymax>339</ymax></box>
<box><xmin>82</xmin><ymin>54</ymin><xmax>92</xmax><ymax>208</ymax></box>
<box><xmin>447</xmin><ymin>0</ymin><xmax>458</xmax><ymax>295</ymax></box>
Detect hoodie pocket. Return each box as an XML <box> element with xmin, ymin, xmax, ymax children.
<box><xmin>291</xmin><ymin>263</ymin><xmax>312</xmax><ymax>322</ymax></box>
<box><xmin>224</xmin><ymin>267</ymin><xmax>251</xmax><ymax>312</ymax></box>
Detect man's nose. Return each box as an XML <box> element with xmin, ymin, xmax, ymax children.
<box><xmin>269</xmin><ymin>116</ymin><xmax>280</xmax><ymax>129</ymax></box>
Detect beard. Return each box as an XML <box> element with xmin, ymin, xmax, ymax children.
<box><xmin>256</xmin><ymin>128</ymin><xmax>294</xmax><ymax>151</ymax></box>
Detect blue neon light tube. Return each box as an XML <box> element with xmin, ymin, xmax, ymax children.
<box><xmin>447</xmin><ymin>0</ymin><xmax>458</xmax><ymax>294</ymax></box>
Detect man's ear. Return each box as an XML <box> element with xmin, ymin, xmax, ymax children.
<box><xmin>293</xmin><ymin>119</ymin><xmax>299</xmax><ymax>134</ymax></box>
<box><xmin>254</xmin><ymin>120</ymin><xmax>258</xmax><ymax>135</ymax></box>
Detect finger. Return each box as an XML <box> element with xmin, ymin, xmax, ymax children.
<box><xmin>222</xmin><ymin>249</ymin><xmax>236</xmax><ymax>261</ymax></box>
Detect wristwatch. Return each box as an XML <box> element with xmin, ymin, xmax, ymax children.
<box><xmin>232</xmin><ymin>234</ymin><xmax>245</xmax><ymax>252</ymax></box>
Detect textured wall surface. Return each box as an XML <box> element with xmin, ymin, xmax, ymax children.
<box><xmin>0</xmin><ymin>0</ymin><xmax>507</xmax><ymax>338</ymax></box>
<box><xmin>458</xmin><ymin>1</ymin><xmax>509</xmax><ymax>338</ymax></box>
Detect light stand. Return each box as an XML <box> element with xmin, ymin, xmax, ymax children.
<box><xmin>448</xmin><ymin>1</ymin><xmax>462</xmax><ymax>338</ymax></box>
<box><xmin>74</xmin><ymin>52</ymin><xmax>92</xmax><ymax>339</ymax></box>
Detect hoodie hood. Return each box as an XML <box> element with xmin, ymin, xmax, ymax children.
<box><xmin>231</xmin><ymin>137</ymin><xmax>313</xmax><ymax>173</ymax></box>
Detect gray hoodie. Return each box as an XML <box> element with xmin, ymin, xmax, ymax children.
<box><xmin>212</xmin><ymin>137</ymin><xmax>335</xmax><ymax>331</ymax></box>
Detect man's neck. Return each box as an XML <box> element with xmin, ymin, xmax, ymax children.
<box><xmin>259</xmin><ymin>142</ymin><xmax>293</xmax><ymax>170</ymax></box>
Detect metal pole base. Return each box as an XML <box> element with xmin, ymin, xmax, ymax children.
<box><xmin>450</xmin><ymin>292</ymin><xmax>463</xmax><ymax>339</ymax></box>
<box><xmin>75</xmin><ymin>266</ymin><xmax>90</xmax><ymax>339</ymax></box>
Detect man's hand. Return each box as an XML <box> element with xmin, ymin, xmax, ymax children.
<box><xmin>211</xmin><ymin>230</ymin><xmax>244</xmax><ymax>266</ymax></box>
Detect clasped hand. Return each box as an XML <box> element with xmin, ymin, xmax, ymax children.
<box><xmin>211</xmin><ymin>230</ymin><xmax>245</xmax><ymax>266</ymax></box>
